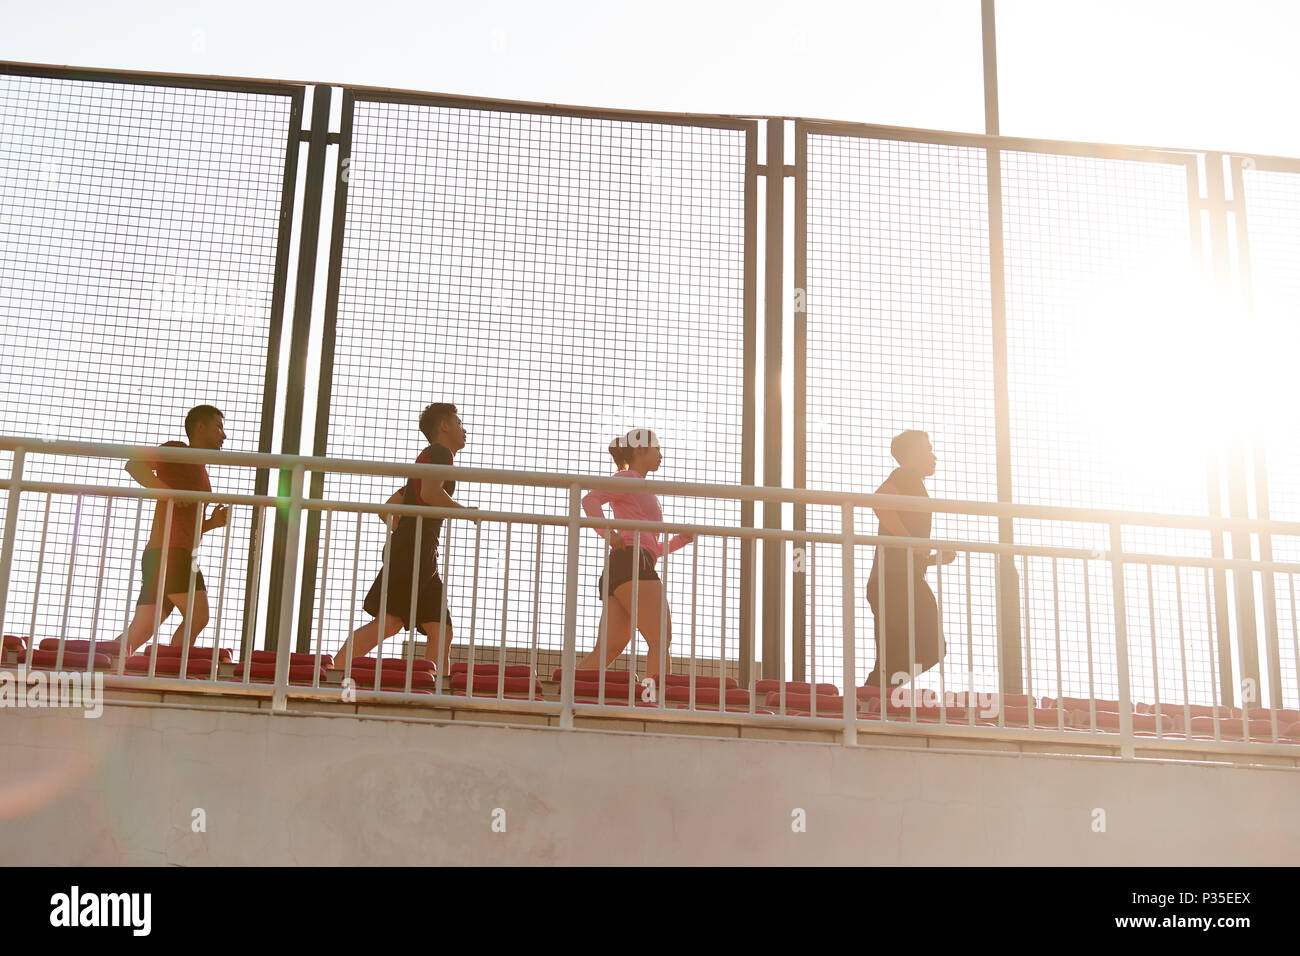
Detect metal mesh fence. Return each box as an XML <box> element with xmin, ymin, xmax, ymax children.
<box><xmin>801</xmin><ymin>136</ymin><xmax>1233</xmax><ymax>705</ymax></box>
<box><xmin>801</xmin><ymin>132</ymin><xmax>998</xmax><ymax>692</ymax></box>
<box><xmin>3</xmin><ymin>65</ymin><xmax>1296</xmax><ymax>711</ymax></box>
<box><xmin>308</xmin><ymin>97</ymin><xmax>751</xmax><ymax>667</ymax></box>
<box><xmin>1001</xmin><ymin>150</ymin><xmax>1218</xmax><ymax>706</ymax></box>
<box><xmin>1241</xmin><ymin>163</ymin><xmax>1300</xmax><ymax>708</ymax></box>
<box><xmin>0</xmin><ymin>70</ymin><xmax>297</xmax><ymax>651</ymax></box>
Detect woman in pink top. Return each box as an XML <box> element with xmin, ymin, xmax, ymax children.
<box><xmin>577</xmin><ymin>428</ymin><xmax>692</xmax><ymax>682</ymax></box>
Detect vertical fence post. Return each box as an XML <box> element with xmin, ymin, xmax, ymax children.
<box><xmin>0</xmin><ymin>447</ymin><xmax>26</xmax><ymax>637</ymax></box>
<box><xmin>559</xmin><ymin>483</ymin><xmax>582</xmax><ymax>729</ymax></box>
<box><xmin>792</xmin><ymin>123</ymin><xmax>808</xmax><ymax>684</ymax></box>
<box><xmin>267</xmin><ymin>82</ymin><xmax>332</xmax><ymax>653</ymax></box>
<box><xmin>1108</xmin><ymin>522</ymin><xmax>1134</xmax><ymax>758</ymax></box>
<box><xmin>739</xmin><ymin>122</ymin><xmax>759</xmax><ymax>689</ymax></box>
<box><xmin>762</xmin><ymin>118</ymin><xmax>787</xmax><ymax>681</ymax></box>
<box><xmin>271</xmin><ymin>463</ymin><xmax>306</xmax><ymax>712</ymax></box>
<box><xmin>841</xmin><ymin>503</ymin><xmax>857</xmax><ymax>746</ymax></box>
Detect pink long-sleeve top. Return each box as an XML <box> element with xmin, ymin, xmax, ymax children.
<box><xmin>582</xmin><ymin>469</ymin><xmax>692</xmax><ymax>561</ymax></box>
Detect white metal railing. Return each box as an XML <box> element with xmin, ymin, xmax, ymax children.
<box><xmin>2</xmin><ymin>436</ymin><xmax>1300</xmax><ymax>759</ymax></box>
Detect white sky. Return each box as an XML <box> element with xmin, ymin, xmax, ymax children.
<box><xmin>4</xmin><ymin>0</ymin><xmax>1300</xmax><ymax>158</ymax></box>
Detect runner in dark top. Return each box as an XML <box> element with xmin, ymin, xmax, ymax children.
<box><xmin>120</xmin><ymin>405</ymin><xmax>229</xmax><ymax>653</ymax></box>
<box><xmin>338</xmin><ymin>403</ymin><xmax>472</xmax><ymax>673</ymax></box>
<box><xmin>863</xmin><ymin>430</ymin><xmax>955</xmax><ymax>691</ymax></box>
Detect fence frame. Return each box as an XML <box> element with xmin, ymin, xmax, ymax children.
<box><xmin>790</xmin><ymin>118</ymin><xmax>1245</xmax><ymax>698</ymax></box>
<box><xmin>0</xmin><ymin>60</ymin><xmax>307</xmax><ymax>658</ymax></box>
<box><xmin>294</xmin><ymin>85</ymin><xmax>760</xmax><ymax>674</ymax></box>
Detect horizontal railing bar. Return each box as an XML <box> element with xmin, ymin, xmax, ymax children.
<box><xmin>7</xmin><ymin>436</ymin><xmax>1300</xmax><ymax>538</ymax></box>
<box><xmin>7</xmin><ymin>479</ymin><xmax>1300</xmax><ymax>574</ymax></box>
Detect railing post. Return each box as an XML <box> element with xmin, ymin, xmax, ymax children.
<box><xmin>559</xmin><ymin>482</ymin><xmax>581</xmax><ymax>729</ymax></box>
<box><xmin>841</xmin><ymin>502</ymin><xmax>857</xmax><ymax>746</ymax></box>
<box><xmin>1108</xmin><ymin>522</ymin><xmax>1134</xmax><ymax>758</ymax></box>
<box><xmin>0</xmin><ymin>447</ymin><xmax>25</xmax><ymax>637</ymax></box>
<box><xmin>271</xmin><ymin>463</ymin><xmax>306</xmax><ymax>712</ymax></box>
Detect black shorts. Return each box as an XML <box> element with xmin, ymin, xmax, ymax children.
<box><xmin>136</xmin><ymin>548</ymin><xmax>206</xmax><ymax>611</ymax></box>
<box><xmin>363</xmin><ymin>551</ymin><xmax>454</xmax><ymax>635</ymax></box>
<box><xmin>595</xmin><ymin>548</ymin><xmax>659</xmax><ymax>600</ymax></box>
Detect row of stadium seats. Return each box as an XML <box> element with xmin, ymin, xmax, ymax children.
<box><xmin>5</xmin><ymin>633</ymin><xmax>1300</xmax><ymax>740</ymax></box>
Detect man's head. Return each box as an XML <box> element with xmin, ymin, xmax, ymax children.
<box><xmin>612</xmin><ymin>428</ymin><xmax>662</xmax><ymax>474</ymax></box>
<box><xmin>890</xmin><ymin>429</ymin><xmax>935</xmax><ymax>476</ymax></box>
<box><xmin>419</xmin><ymin>403</ymin><xmax>467</xmax><ymax>453</ymax></box>
<box><xmin>185</xmin><ymin>405</ymin><xmax>226</xmax><ymax>450</ymax></box>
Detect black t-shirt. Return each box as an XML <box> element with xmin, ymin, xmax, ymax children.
<box><xmin>883</xmin><ymin>467</ymin><xmax>931</xmax><ymax>540</ymax></box>
<box><xmin>392</xmin><ymin>444</ymin><xmax>456</xmax><ymax>562</ymax></box>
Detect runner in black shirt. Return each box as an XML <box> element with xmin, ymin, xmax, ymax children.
<box><xmin>863</xmin><ymin>430</ymin><xmax>956</xmax><ymax>691</ymax></box>
<box><xmin>338</xmin><ymin>403</ymin><xmax>472</xmax><ymax>672</ymax></box>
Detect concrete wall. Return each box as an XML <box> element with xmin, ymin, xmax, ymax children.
<box><xmin>2</xmin><ymin>702</ymin><xmax>1298</xmax><ymax>865</ymax></box>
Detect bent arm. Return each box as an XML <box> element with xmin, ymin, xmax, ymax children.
<box><xmin>418</xmin><ymin>481</ymin><xmax>461</xmax><ymax>511</ymax></box>
<box><xmin>379</xmin><ymin>487</ymin><xmax>404</xmax><ymax>528</ymax></box>
<box><xmin>666</xmin><ymin>533</ymin><xmax>693</xmax><ymax>554</ymax></box>
<box><xmin>124</xmin><ymin>460</ymin><xmax>165</xmax><ymax>490</ymax></box>
<box><xmin>582</xmin><ymin>487</ymin><xmax>624</xmax><ymax>547</ymax></box>
<box><xmin>201</xmin><ymin>505</ymin><xmax>228</xmax><ymax>534</ymax></box>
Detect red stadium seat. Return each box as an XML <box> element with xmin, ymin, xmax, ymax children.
<box><xmin>768</xmin><ymin>692</ymin><xmax>848</xmax><ymax>713</ymax></box>
<box><xmin>676</xmin><ymin>705</ymin><xmax>774</xmax><ymax>715</ymax></box>
<box><xmin>249</xmin><ymin>650</ymin><xmax>332</xmax><ymax>667</ymax></box>
<box><xmin>1283</xmin><ymin>722</ymin><xmax>1300</xmax><ymax>740</ymax></box>
<box><xmin>659</xmin><ymin>674</ymin><xmax>739</xmax><ymax>689</ymax></box>
<box><xmin>755</xmin><ymin>680</ymin><xmax>839</xmax><ymax>696</ymax></box>
<box><xmin>124</xmin><ymin>655</ymin><xmax>224</xmax><ymax>678</ymax></box>
<box><xmin>347</xmin><ymin>656</ymin><xmax>432</xmax><ymax>672</ymax></box>
<box><xmin>38</xmin><ymin>638</ymin><xmax>123</xmax><ymax>657</ymax></box>
<box><xmin>1041</xmin><ymin>696</ymin><xmax>1121</xmax><ymax>712</ymax></box>
<box><xmin>866</xmin><ymin>696</ymin><xmax>969</xmax><ymax>722</ymax></box>
<box><xmin>983</xmin><ymin>706</ymin><xmax>1074</xmax><ymax>726</ymax></box>
<box><xmin>552</xmin><ymin>668</ymin><xmax>636</xmax><ymax>684</ymax></box>
<box><xmin>451</xmin><ymin>662</ymin><xmax>533</xmax><ymax>677</ymax></box>
<box><xmin>2</xmin><ymin>635</ymin><xmax>27</xmax><ymax>653</ymax></box>
<box><xmin>351</xmin><ymin>668</ymin><xmax>437</xmax><ymax>689</ymax></box>
<box><xmin>573</xmin><ymin>681</ymin><xmax>641</xmax><ymax>699</ymax></box>
<box><xmin>884</xmin><ymin>688</ymin><xmax>985</xmax><ymax>710</ymax></box>
<box><xmin>1137</xmin><ymin>702</ymin><xmax>1235</xmax><ymax>719</ymax></box>
<box><xmin>151</xmin><ymin>645</ymin><xmax>234</xmax><ymax>663</ymax></box>
<box><xmin>23</xmin><ymin>649</ymin><xmax>112</xmax><ymax>670</ymax></box>
<box><xmin>664</xmin><ymin>686</ymin><xmax>751</xmax><ymax>706</ymax></box>
<box><xmin>1245</xmin><ymin>707</ymin><xmax>1300</xmax><ymax>724</ymax></box>
<box><xmin>997</xmin><ymin>693</ymin><xmax>1035</xmax><ymax>709</ymax></box>
<box><xmin>231</xmin><ymin>662</ymin><xmax>325</xmax><ymax>684</ymax></box>
<box><xmin>1187</xmin><ymin>717</ymin><xmax>1281</xmax><ymax>738</ymax></box>
<box><xmin>450</xmin><ymin>674</ymin><xmax>542</xmax><ymax>695</ymax></box>
<box><xmin>1070</xmin><ymin>710</ymin><xmax>1170</xmax><ymax>732</ymax></box>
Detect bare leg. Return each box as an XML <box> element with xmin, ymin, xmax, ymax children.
<box><xmin>125</xmin><ymin>604</ymin><xmax>169</xmax><ymax>654</ymax></box>
<box><xmin>576</xmin><ymin>597</ymin><xmax>634</xmax><ymax>671</ymax></box>
<box><xmin>167</xmin><ymin>590</ymin><xmax>210</xmax><ymax>646</ymax></box>
<box><xmin>339</xmin><ymin>613</ymin><xmax>404</xmax><ymax>665</ymax></box>
<box><xmin>626</xmin><ymin>580</ymin><xmax>672</xmax><ymax>682</ymax></box>
<box><xmin>419</xmin><ymin>620</ymin><xmax>455</xmax><ymax>673</ymax></box>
